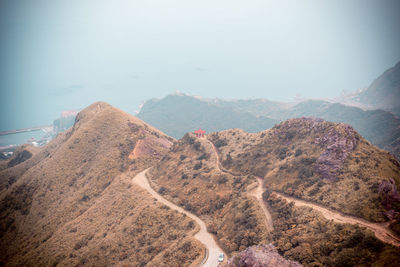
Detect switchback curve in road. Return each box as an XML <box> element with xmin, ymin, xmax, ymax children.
<box><xmin>273</xmin><ymin>192</ymin><xmax>400</xmax><ymax>247</ymax></box>
<box><xmin>132</xmin><ymin>168</ymin><xmax>224</xmax><ymax>267</ymax></box>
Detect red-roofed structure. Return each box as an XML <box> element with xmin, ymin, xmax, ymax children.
<box><xmin>194</xmin><ymin>128</ymin><xmax>206</xmax><ymax>138</ymax></box>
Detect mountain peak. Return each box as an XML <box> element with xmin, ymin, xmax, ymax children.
<box><xmin>356</xmin><ymin>61</ymin><xmax>400</xmax><ymax>113</ymax></box>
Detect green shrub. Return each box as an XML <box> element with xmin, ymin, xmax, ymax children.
<box><xmin>360</xmin><ymin>236</ymin><xmax>384</xmax><ymax>252</ymax></box>
<box><xmin>300</xmin><ymin>157</ymin><xmax>316</xmax><ymax>165</ymax></box>
<box><xmin>194</xmin><ymin>141</ymin><xmax>201</xmax><ymax>151</ymax></box>
<box><xmin>181</xmin><ymin>241</ymin><xmax>192</xmax><ymax>252</ymax></box>
<box><xmin>197</xmin><ymin>153</ymin><xmax>209</xmax><ymax>160</ymax></box>
<box><xmin>277</xmin><ymin>147</ymin><xmax>288</xmax><ymax>160</ymax></box>
<box><xmin>194</xmin><ymin>162</ymin><xmax>202</xmax><ymax>170</ymax></box>
<box><xmin>186</xmin><ymin>136</ymin><xmax>195</xmax><ymax>145</ymax></box>
<box><xmin>298</xmin><ymin>166</ymin><xmax>313</xmax><ymax>179</ymax></box>
<box><xmin>215</xmin><ymin>139</ymin><xmax>227</xmax><ymax>148</ymax></box>
<box><xmin>217</xmin><ymin>175</ymin><xmax>228</xmax><ymax>184</ymax></box>
<box><xmin>389</xmin><ymin>221</ymin><xmax>400</xmax><ymax>235</ymax></box>
<box><xmin>158</xmin><ymin>187</ymin><xmax>167</xmax><ymax>195</ymax></box>
<box><xmin>295</xmin><ymin>148</ymin><xmax>302</xmax><ymax>157</ymax></box>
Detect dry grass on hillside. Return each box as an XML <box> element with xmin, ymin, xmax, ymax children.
<box><xmin>265</xmin><ymin>194</ymin><xmax>400</xmax><ymax>267</ymax></box>
<box><xmin>0</xmin><ymin>102</ymin><xmax>203</xmax><ymax>266</ymax></box>
<box><xmin>208</xmin><ymin>118</ymin><xmax>400</xmax><ymax>223</ymax></box>
<box><xmin>6</xmin><ymin>172</ymin><xmax>202</xmax><ymax>267</ymax></box>
<box><xmin>149</xmin><ymin>133</ymin><xmax>270</xmax><ymax>254</ymax></box>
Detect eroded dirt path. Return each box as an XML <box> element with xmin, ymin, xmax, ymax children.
<box><xmin>205</xmin><ymin>138</ymin><xmax>274</xmax><ymax>232</ymax></box>
<box><xmin>248</xmin><ymin>178</ymin><xmax>274</xmax><ymax>232</ymax></box>
<box><xmin>132</xmin><ymin>168</ymin><xmax>224</xmax><ymax>267</ymax></box>
<box><xmin>273</xmin><ymin>192</ymin><xmax>400</xmax><ymax>247</ymax></box>
<box><xmin>201</xmin><ymin>138</ymin><xmax>224</xmax><ymax>173</ymax></box>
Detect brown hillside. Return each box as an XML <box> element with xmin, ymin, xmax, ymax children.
<box><xmin>149</xmin><ymin>133</ymin><xmax>271</xmax><ymax>254</ymax></box>
<box><xmin>208</xmin><ymin>118</ymin><xmax>400</xmax><ymax>223</ymax></box>
<box><xmin>265</xmin><ymin>194</ymin><xmax>400</xmax><ymax>266</ymax></box>
<box><xmin>0</xmin><ymin>102</ymin><xmax>203</xmax><ymax>266</ymax></box>
<box><xmin>148</xmin><ymin>118</ymin><xmax>400</xmax><ymax>266</ymax></box>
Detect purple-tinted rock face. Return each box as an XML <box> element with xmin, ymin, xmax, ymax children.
<box><xmin>222</xmin><ymin>244</ymin><xmax>302</xmax><ymax>267</ymax></box>
<box><xmin>314</xmin><ymin>124</ymin><xmax>358</xmax><ymax>181</ymax></box>
<box><xmin>379</xmin><ymin>178</ymin><xmax>400</xmax><ymax>219</ymax></box>
<box><xmin>274</xmin><ymin>118</ymin><xmax>358</xmax><ymax>181</ymax></box>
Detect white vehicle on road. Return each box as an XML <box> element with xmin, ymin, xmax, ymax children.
<box><xmin>218</xmin><ymin>253</ymin><xmax>224</xmax><ymax>262</ymax></box>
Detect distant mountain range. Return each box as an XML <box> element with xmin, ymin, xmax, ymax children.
<box><xmin>137</xmin><ymin>95</ymin><xmax>400</xmax><ymax>159</ymax></box>
<box><xmin>137</xmin><ymin>94</ymin><xmax>277</xmax><ymax>139</ymax></box>
<box><xmin>137</xmin><ymin>61</ymin><xmax>400</xmax><ymax>159</ymax></box>
<box><xmin>353</xmin><ymin>61</ymin><xmax>400</xmax><ymax>116</ymax></box>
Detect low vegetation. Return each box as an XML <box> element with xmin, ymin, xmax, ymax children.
<box><xmin>265</xmin><ymin>194</ymin><xmax>400</xmax><ymax>266</ymax></box>
<box><xmin>209</xmin><ymin>118</ymin><xmax>400</xmax><ymax>223</ymax></box>
<box><xmin>0</xmin><ymin>102</ymin><xmax>202</xmax><ymax>266</ymax></box>
<box><xmin>149</xmin><ymin>133</ymin><xmax>270</xmax><ymax>254</ymax></box>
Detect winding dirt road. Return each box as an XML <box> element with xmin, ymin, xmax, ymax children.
<box><xmin>248</xmin><ymin>178</ymin><xmax>274</xmax><ymax>232</ymax></box>
<box><xmin>132</xmin><ymin>168</ymin><xmax>224</xmax><ymax>267</ymax></box>
<box><xmin>204</xmin><ymin>137</ymin><xmax>400</xmax><ymax>247</ymax></box>
<box><xmin>205</xmin><ymin>138</ymin><xmax>274</xmax><ymax>232</ymax></box>
<box><xmin>273</xmin><ymin>192</ymin><xmax>400</xmax><ymax>247</ymax></box>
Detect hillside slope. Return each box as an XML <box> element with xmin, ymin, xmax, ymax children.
<box><xmin>148</xmin><ymin>118</ymin><xmax>400</xmax><ymax>266</ymax></box>
<box><xmin>209</xmin><ymin>117</ymin><xmax>400</xmax><ymax>223</ymax></box>
<box><xmin>208</xmin><ymin>118</ymin><xmax>400</xmax><ymax>266</ymax></box>
<box><xmin>356</xmin><ymin>61</ymin><xmax>400</xmax><ymax>116</ymax></box>
<box><xmin>148</xmin><ymin>133</ymin><xmax>271</xmax><ymax>254</ymax></box>
<box><xmin>0</xmin><ymin>102</ymin><xmax>203</xmax><ymax>266</ymax></box>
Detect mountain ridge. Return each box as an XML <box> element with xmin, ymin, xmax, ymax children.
<box><xmin>0</xmin><ymin>102</ymin><xmax>203</xmax><ymax>266</ymax></box>
<box><xmin>137</xmin><ymin>95</ymin><xmax>400</xmax><ymax>159</ymax></box>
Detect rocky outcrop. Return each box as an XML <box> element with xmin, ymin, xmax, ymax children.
<box><xmin>379</xmin><ymin>178</ymin><xmax>400</xmax><ymax>220</ymax></box>
<box><xmin>314</xmin><ymin>124</ymin><xmax>358</xmax><ymax>181</ymax></box>
<box><xmin>222</xmin><ymin>244</ymin><xmax>302</xmax><ymax>267</ymax></box>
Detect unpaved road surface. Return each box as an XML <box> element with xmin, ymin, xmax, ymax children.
<box><xmin>206</xmin><ymin>138</ymin><xmax>274</xmax><ymax>233</ymax></box>
<box><xmin>274</xmin><ymin>192</ymin><xmax>400</xmax><ymax>247</ymax></box>
<box><xmin>132</xmin><ymin>169</ymin><xmax>224</xmax><ymax>266</ymax></box>
<box><xmin>248</xmin><ymin>178</ymin><xmax>274</xmax><ymax>232</ymax></box>
<box><xmin>205</xmin><ymin>137</ymin><xmax>400</xmax><ymax>247</ymax></box>
<box><xmin>202</xmin><ymin>138</ymin><xmax>224</xmax><ymax>173</ymax></box>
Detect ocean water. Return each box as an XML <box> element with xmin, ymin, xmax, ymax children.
<box><xmin>0</xmin><ymin>131</ymin><xmax>47</xmax><ymax>147</ymax></box>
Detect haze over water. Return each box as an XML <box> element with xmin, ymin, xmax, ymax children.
<box><xmin>1</xmin><ymin>0</ymin><xmax>400</xmax><ymax>130</ymax></box>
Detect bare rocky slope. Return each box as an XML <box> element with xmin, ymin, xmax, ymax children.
<box><xmin>222</xmin><ymin>244</ymin><xmax>303</xmax><ymax>267</ymax></box>
<box><xmin>0</xmin><ymin>102</ymin><xmax>203</xmax><ymax>266</ymax></box>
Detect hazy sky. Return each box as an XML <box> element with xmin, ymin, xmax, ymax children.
<box><xmin>1</xmin><ymin>0</ymin><xmax>400</xmax><ymax>130</ymax></box>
